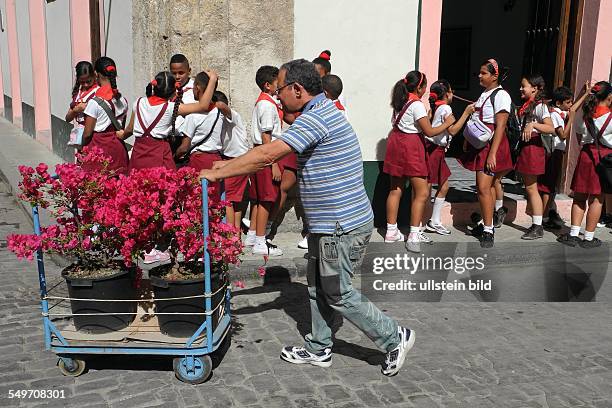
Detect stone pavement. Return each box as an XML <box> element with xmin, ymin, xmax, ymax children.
<box><xmin>2</xmin><ymin>178</ymin><xmax>612</xmax><ymax>408</ymax></box>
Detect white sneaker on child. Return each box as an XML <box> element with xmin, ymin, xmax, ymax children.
<box><xmin>244</xmin><ymin>233</ymin><xmax>256</xmax><ymax>247</ymax></box>
<box><xmin>297</xmin><ymin>235</ymin><xmax>309</xmax><ymax>249</ymax></box>
<box><xmin>425</xmin><ymin>220</ymin><xmax>451</xmax><ymax>235</ymax></box>
<box><xmin>385</xmin><ymin>229</ymin><xmax>405</xmax><ymax>243</ymax></box>
<box><xmin>252</xmin><ymin>241</ymin><xmax>283</xmax><ymax>257</ymax></box>
<box><xmin>242</xmin><ymin>217</ymin><xmax>251</xmax><ymax>229</ymax></box>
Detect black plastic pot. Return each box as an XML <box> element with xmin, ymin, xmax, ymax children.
<box><xmin>150</xmin><ymin>271</ymin><xmax>225</xmax><ymax>338</ymax></box>
<box><xmin>62</xmin><ymin>268</ymin><xmax>137</xmax><ymax>334</ymax></box>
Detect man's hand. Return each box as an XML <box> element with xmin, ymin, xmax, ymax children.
<box><xmin>199</xmin><ymin>169</ymin><xmax>220</xmax><ymax>182</ymax></box>
<box><xmin>212</xmin><ymin>160</ymin><xmax>229</xmax><ymax>171</ymax></box>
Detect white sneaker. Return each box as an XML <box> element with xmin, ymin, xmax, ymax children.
<box><xmin>405</xmin><ymin>240</ymin><xmax>420</xmax><ymax>253</ymax></box>
<box><xmin>252</xmin><ymin>241</ymin><xmax>283</xmax><ymax>257</ymax></box>
<box><xmin>384</xmin><ymin>229</ymin><xmax>405</xmax><ymax>243</ymax></box>
<box><xmin>280</xmin><ymin>346</ymin><xmax>332</xmax><ymax>367</ymax></box>
<box><xmin>242</xmin><ymin>217</ymin><xmax>251</xmax><ymax>229</ymax></box>
<box><xmin>381</xmin><ymin>326</ymin><xmax>415</xmax><ymax>376</ymax></box>
<box><xmin>297</xmin><ymin>235</ymin><xmax>309</xmax><ymax>249</ymax></box>
<box><xmin>265</xmin><ymin>221</ymin><xmax>273</xmax><ymax>237</ymax></box>
<box><xmin>143</xmin><ymin>249</ymin><xmax>171</xmax><ymax>264</ymax></box>
<box><xmin>418</xmin><ymin>232</ymin><xmax>433</xmax><ymax>244</ymax></box>
<box><xmin>425</xmin><ymin>220</ymin><xmax>451</xmax><ymax>235</ymax></box>
<box><xmin>244</xmin><ymin>233</ymin><xmax>256</xmax><ymax>247</ymax></box>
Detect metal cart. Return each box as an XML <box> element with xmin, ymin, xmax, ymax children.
<box><xmin>33</xmin><ymin>179</ymin><xmax>231</xmax><ymax>384</ymax></box>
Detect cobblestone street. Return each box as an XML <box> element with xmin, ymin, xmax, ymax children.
<box><xmin>1</xmin><ymin>180</ymin><xmax>612</xmax><ymax>408</ymax></box>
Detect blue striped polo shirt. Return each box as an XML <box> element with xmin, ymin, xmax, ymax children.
<box><xmin>279</xmin><ymin>93</ymin><xmax>373</xmax><ymax>234</ymax></box>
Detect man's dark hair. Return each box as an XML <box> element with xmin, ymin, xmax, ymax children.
<box><xmin>170</xmin><ymin>54</ymin><xmax>189</xmax><ymax>66</ymax></box>
<box><xmin>280</xmin><ymin>59</ymin><xmax>323</xmax><ymax>95</ymax></box>
<box><xmin>255</xmin><ymin>66</ymin><xmax>279</xmax><ymax>91</ymax></box>
<box><xmin>322</xmin><ymin>74</ymin><xmax>343</xmax><ymax>100</ymax></box>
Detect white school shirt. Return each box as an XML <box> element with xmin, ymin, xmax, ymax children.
<box><xmin>472</xmin><ymin>86</ymin><xmax>512</xmax><ymax>124</ymax></box>
<box><xmin>132</xmin><ymin>97</ymin><xmax>176</xmax><ymax>140</ymax></box>
<box><xmin>221</xmin><ymin>109</ymin><xmax>250</xmax><ymax>158</ymax></box>
<box><xmin>427</xmin><ymin>104</ymin><xmax>453</xmax><ymax>146</ymax></box>
<box><xmin>71</xmin><ymin>85</ymin><xmax>99</xmax><ymax>126</ymax></box>
<box><xmin>550</xmin><ymin>107</ymin><xmax>567</xmax><ymax>151</ymax></box>
<box><xmin>84</xmin><ymin>96</ymin><xmax>129</xmax><ymax>132</ymax></box>
<box><xmin>529</xmin><ymin>102</ymin><xmax>551</xmax><ymax>134</ymax></box>
<box><xmin>251</xmin><ymin>96</ymin><xmax>283</xmax><ymax>145</ymax></box>
<box><xmin>576</xmin><ymin>111</ymin><xmax>612</xmax><ymax>148</ymax></box>
<box><xmin>175</xmin><ymin>78</ymin><xmax>196</xmax><ymax>130</ymax></box>
<box><xmin>395</xmin><ymin>99</ymin><xmax>428</xmax><ymax>133</ymax></box>
<box><xmin>179</xmin><ymin>107</ymin><xmax>224</xmax><ymax>153</ymax></box>
<box><xmin>338</xmin><ymin>94</ymin><xmax>348</xmax><ymax>118</ymax></box>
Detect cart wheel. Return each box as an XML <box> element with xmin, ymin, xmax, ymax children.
<box><xmin>57</xmin><ymin>357</ymin><xmax>86</xmax><ymax>377</ymax></box>
<box><xmin>173</xmin><ymin>356</ymin><xmax>212</xmax><ymax>384</ymax></box>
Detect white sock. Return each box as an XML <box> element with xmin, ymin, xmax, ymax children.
<box><xmin>255</xmin><ymin>235</ymin><xmax>266</xmax><ymax>245</ymax></box>
<box><xmin>570</xmin><ymin>225</ymin><xmax>580</xmax><ymax>237</ymax></box>
<box><xmin>532</xmin><ymin>215</ymin><xmax>543</xmax><ymax>226</ymax></box>
<box><xmin>495</xmin><ymin>200</ymin><xmax>503</xmax><ymax>211</ymax></box>
<box><xmin>247</xmin><ymin>230</ymin><xmax>256</xmax><ymax>237</ymax></box>
<box><xmin>387</xmin><ymin>223</ymin><xmax>398</xmax><ymax>231</ymax></box>
<box><xmin>483</xmin><ymin>225</ymin><xmax>494</xmax><ymax>233</ymax></box>
<box><xmin>584</xmin><ymin>231</ymin><xmax>595</xmax><ymax>241</ymax></box>
<box><xmin>408</xmin><ymin>226</ymin><xmax>420</xmax><ymax>241</ymax></box>
<box><xmin>432</xmin><ymin>198</ymin><xmax>445</xmax><ymax>225</ymax></box>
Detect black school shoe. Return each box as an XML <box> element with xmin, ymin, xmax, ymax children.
<box><xmin>471</xmin><ymin>223</ymin><xmax>484</xmax><ymax>238</ymax></box>
<box><xmin>579</xmin><ymin>238</ymin><xmax>602</xmax><ymax>249</ymax></box>
<box><xmin>557</xmin><ymin>233</ymin><xmax>581</xmax><ymax>247</ymax></box>
<box><xmin>521</xmin><ymin>224</ymin><xmax>544</xmax><ymax>240</ymax></box>
<box><xmin>480</xmin><ymin>231</ymin><xmax>494</xmax><ymax>248</ymax></box>
<box><xmin>470</xmin><ymin>212</ymin><xmax>482</xmax><ymax>225</ymax></box>
<box><xmin>493</xmin><ymin>206</ymin><xmax>508</xmax><ymax>228</ymax></box>
<box><xmin>548</xmin><ymin>210</ymin><xmax>565</xmax><ymax>228</ymax></box>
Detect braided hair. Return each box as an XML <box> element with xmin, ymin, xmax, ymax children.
<box><xmin>94</xmin><ymin>56</ymin><xmax>121</xmax><ymax>100</ymax></box>
<box><xmin>583</xmin><ymin>81</ymin><xmax>612</xmax><ymax>139</ymax></box>
<box><xmin>391</xmin><ymin>70</ymin><xmax>426</xmax><ymax>113</ymax></box>
<box><xmin>145</xmin><ymin>71</ymin><xmax>181</xmax><ymax>136</ymax></box>
<box><xmin>72</xmin><ymin>61</ymin><xmax>94</xmax><ymax>99</ymax></box>
<box><xmin>428</xmin><ymin>80</ymin><xmax>450</xmax><ymax>115</ymax></box>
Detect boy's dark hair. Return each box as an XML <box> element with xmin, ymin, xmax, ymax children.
<box><xmin>146</xmin><ymin>71</ymin><xmax>181</xmax><ymax>135</ymax></box>
<box><xmin>551</xmin><ymin>86</ymin><xmax>573</xmax><ymax>106</ymax></box>
<box><xmin>72</xmin><ymin>61</ymin><xmax>94</xmax><ymax>98</ymax></box>
<box><xmin>170</xmin><ymin>54</ymin><xmax>189</xmax><ymax>67</ymax></box>
<box><xmin>391</xmin><ymin>70</ymin><xmax>427</xmax><ymax>113</ymax></box>
<box><xmin>255</xmin><ymin>66</ymin><xmax>279</xmax><ymax>91</ymax></box>
<box><xmin>94</xmin><ymin>56</ymin><xmax>121</xmax><ymax>100</ymax></box>
<box><xmin>322</xmin><ymin>74</ymin><xmax>343</xmax><ymax>100</ymax></box>
<box><xmin>312</xmin><ymin>50</ymin><xmax>332</xmax><ymax>74</ymax></box>
<box><xmin>279</xmin><ymin>59</ymin><xmax>323</xmax><ymax>95</ymax></box>
<box><xmin>214</xmin><ymin>90</ymin><xmax>229</xmax><ymax>105</ymax></box>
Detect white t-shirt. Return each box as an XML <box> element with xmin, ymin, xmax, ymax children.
<box><xmin>576</xmin><ymin>111</ymin><xmax>612</xmax><ymax>148</ymax></box>
<box><xmin>251</xmin><ymin>97</ymin><xmax>282</xmax><ymax>145</ymax></box>
<box><xmin>221</xmin><ymin>109</ymin><xmax>250</xmax><ymax>158</ymax></box>
<box><xmin>550</xmin><ymin>107</ymin><xmax>567</xmax><ymax>151</ymax></box>
<box><xmin>84</xmin><ymin>96</ymin><xmax>129</xmax><ymax>132</ymax></box>
<box><xmin>529</xmin><ymin>102</ymin><xmax>551</xmax><ymax>134</ymax></box>
<box><xmin>179</xmin><ymin>107</ymin><xmax>224</xmax><ymax>153</ymax></box>
<box><xmin>132</xmin><ymin>97</ymin><xmax>176</xmax><ymax>140</ymax></box>
<box><xmin>71</xmin><ymin>85</ymin><xmax>99</xmax><ymax>126</ymax></box>
<box><xmin>175</xmin><ymin>78</ymin><xmax>196</xmax><ymax>130</ymax></box>
<box><xmin>395</xmin><ymin>99</ymin><xmax>428</xmax><ymax>133</ymax></box>
<box><xmin>472</xmin><ymin>86</ymin><xmax>512</xmax><ymax>124</ymax></box>
<box><xmin>427</xmin><ymin>104</ymin><xmax>453</xmax><ymax>146</ymax></box>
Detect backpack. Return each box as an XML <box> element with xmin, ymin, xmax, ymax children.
<box><xmin>490</xmin><ymin>88</ymin><xmax>522</xmax><ymax>164</ymax></box>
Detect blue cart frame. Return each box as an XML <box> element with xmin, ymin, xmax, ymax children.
<box><xmin>33</xmin><ymin>179</ymin><xmax>231</xmax><ymax>384</ymax></box>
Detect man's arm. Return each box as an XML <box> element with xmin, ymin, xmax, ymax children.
<box><xmin>201</xmin><ymin>139</ymin><xmax>294</xmax><ymax>182</ymax></box>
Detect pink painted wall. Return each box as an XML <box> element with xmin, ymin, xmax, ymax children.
<box><xmin>28</xmin><ymin>0</ymin><xmax>51</xmax><ymax>149</ymax></box>
<box><xmin>591</xmin><ymin>0</ymin><xmax>612</xmax><ymax>82</ymax></box>
<box><xmin>418</xmin><ymin>0</ymin><xmax>443</xmax><ymax>86</ymax></box>
<box><xmin>6</xmin><ymin>0</ymin><xmax>21</xmax><ymax>126</ymax></box>
<box><xmin>69</xmin><ymin>0</ymin><xmax>91</xmax><ymax>66</ymax></box>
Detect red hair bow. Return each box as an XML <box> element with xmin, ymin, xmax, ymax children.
<box><xmin>429</xmin><ymin>91</ymin><xmax>439</xmax><ymax>100</ymax></box>
<box><xmin>592</xmin><ymin>84</ymin><xmax>602</xmax><ymax>93</ymax></box>
<box><xmin>150</xmin><ymin>79</ymin><xmax>158</xmax><ymax>86</ymax></box>
<box><xmin>105</xmin><ymin>65</ymin><xmax>116</xmax><ymax>73</ymax></box>
<box><xmin>318</xmin><ymin>52</ymin><xmax>330</xmax><ymax>61</ymax></box>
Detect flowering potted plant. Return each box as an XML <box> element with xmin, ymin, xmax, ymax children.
<box><xmin>7</xmin><ymin>149</ymin><xmax>139</xmax><ymax>333</ymax></box>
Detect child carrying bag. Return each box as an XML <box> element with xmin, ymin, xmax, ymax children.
<box><xmin>463</xmin><ymin>93</ymin><xmax>495</xmax><ymax>149</ymax></box>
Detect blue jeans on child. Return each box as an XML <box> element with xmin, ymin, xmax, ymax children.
<box><xmin>304</xmin><ymin>220</ymin><xmax>400</xmax><ymax>353</ymax></box>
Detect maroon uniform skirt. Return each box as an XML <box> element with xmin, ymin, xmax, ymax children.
<box><xmin>222</xmin><ymin>155</ymin><xmax>249</xmax><ymax>203</ymax></box>
<box><xmin>82</xmin><ymin>130</ymin><xmax>129</xmax><ymax>175</ymax></box>
<box><xmin>537</xmin><ymin>149</ymin><xmax>564</xmax><ymax>194</ymax></box>
<box><xmin>458</xmin><ymin>124</ymin><xmax>513</xmax><ymax>173</ymax></box>
<box><xmin>249</xmin><ymin>166</ymin><xmax>279</xmax><ymax>203</ymax></box>
<box><xmin>278</xmin><ymin>152</ymin><xmax>298</xmax><ymax>173</ymax></box>
<box><xmin>515</xmin><ymin>132</ymin><xmax>545</xmax><ymax>176</ymax></box>
<box><xmin>571</xmin><ymin>143</ymin><xmax>612</xmax><ymax>195</ymax></box>
<box><xmin>188</xmin><ymin>151</ymin><xmax>222</xmax><ymax>200</ymax></box>
<box><xmin>425</xmin><ymin>141</ymin><xmax>451</xmax><ymax>186</ymax></box>
<box><xmin>383</xmin><ymin>130</ymin><xmax>429</xmax><ymax>178</ymax></box>
<box><xmin>129</xmin><ymin>135</ymin><xmax>176</xmax><ymax>172</ymax></box>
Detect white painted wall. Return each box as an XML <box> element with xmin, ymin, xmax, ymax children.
<box><xmin>45</xmin><ymin>0</ymin><xmax>73</xmax><ymax>119</ymax></box>
<box><xmin>0</xmin><ymin>0</ymin><xmax>11</xmax><ymax>97</ymax></box>
<box><xmin>293</xmin><ymin>0</ymin><xmax>420</xmax><ymax>161</ymax></box>
<box><xmin>103</xmin><ymin>0</ymin><xmax>134</xmax><ymax>110</ymax></box>
<box><xmin>15</xmin><ymin>0</ymin><xmax>32</xmax><ymax>105</ymax></box>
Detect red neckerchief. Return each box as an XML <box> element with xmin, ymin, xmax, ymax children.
<box><xmin>593</xmin><ymin>105</ymin><xmax>611</xmax><ymax>119</ymax></box>
<box><xmin>407</xmin><ymin>93</ymin><xmax>420</xmax><ymax>102</ymax></box>
<box><xmin>334</xmin><ymin>100</ymin><xmax>345</xmax><ymax>111</ymax></box>
<box><xmin>76</xmin><ymin>84</ymin><xmax>97</xmax><ymax>101</ymax></box>
<box><xmin>147</xmin><ymin>95</ymin><xmax>168</xmax><ymax>106</ymax></box>
<box><xmin>95</xmin><ymin>84</ymin><xmax>114</xmax><ymax>101</ymax></box>
<box><xmin>518</xmin><ymin>98</ymin><xmax>534</xmax><ymax>117</ymax></box>
<box><xmin>256</xmin><ymin>92</ymin><xmax>284</xmax><ymax>121</ymax></box>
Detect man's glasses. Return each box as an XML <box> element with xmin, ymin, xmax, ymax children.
<box><xmin>274</xmin><ymin>81</ymin><xmax>296</xmax><ymax>96</ymax></box>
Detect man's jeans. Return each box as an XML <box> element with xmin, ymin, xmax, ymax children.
<box><xmin>304</xmin><ymin>220</ymin><xmax>400</xmax><ymax>353</ymax></box>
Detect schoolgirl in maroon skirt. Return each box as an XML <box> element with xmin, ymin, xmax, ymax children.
<box><xmin>384</xmin><ymin>71</ymin><xmax>454</xmax><ymax>253</ymax></box>
<box><xmin>65</xmin><ymin>61</ymin><xmax>98</xmax><ymax>141</ymax></box>
<box><xmin>514</xmin><ymin>75</ymin><xmax>556</xmax><ymax>240</ymax></box>
<box><xmin>458</xmin><ymin>59</ymin><xmax>514</xmax><ymax>248</ymax></box>
<box><xmin>558</xmin><ymin>81</ymin><xmax>612</xmax><ymax>248</ymax></box>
